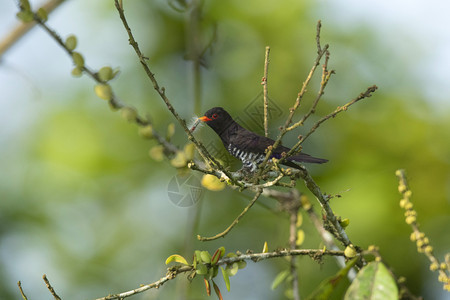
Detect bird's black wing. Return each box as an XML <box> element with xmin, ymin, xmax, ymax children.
<box><xmin>230</xmin><ymin>128</ymin><xmax>327</xmax><ymax>164</ymax></box>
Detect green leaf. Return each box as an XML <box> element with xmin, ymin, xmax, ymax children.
<box><xmin>305</xmin><ymin>257</ymin><xmax>358</xmax><ymax>300</ymax></box>
<box><xmin>19</xmin><ymin>0</ymin><xmax>31</xmax><ymax>11</ymax></box>
<box><xmin>16</xmin><ymin>10</ymin><xmax>34</xmax><ymax>23</ymax></box>
<box><xmin>165</xmin><ymin>254</ymin><xmax>189</xmax><ymax>265</ymax></box>
<box><xmin>120</xmin><ymin>107</ymin><xmax>137</xmax><ymax>122</ymax></box>
<box><xmin>195</xmin><ymin>250</ymin><xmax>203</xmax><ymax>263</ymax></box>
<box><xmin>220</xmin><ymin>266</ymin><xmax>231</xmax><ymax>291</ymax></box>
<box><xmin>212</xmin><ymin>280</ymin><xmax>223</xmax><ymax>300</ymax></box>
<box><xmin>237</xmin><ymin>260</ymin><xmax>247</xmax><ymax>269</ymax></box>
<box><xmin>211</xmin><ymin>247</ymin><xmax>225</xmax><ymax>265</ymax></box>
<box><xmin>271</xmin><ymin>270</ymin><xmax>289</xmax><ymax>290</ymax></box>
<box><xmin>344</xmin><ymin>261</ymin><xmax>398</xmax><ymax>300</ymax></box>
<box><xmin>262</xmin><ymin>241</ymin><xmax>269</xmax><ymax>253</ymax></box>
<box><xmin>98</xmin><ymin>66</ymin><xmax>113</xmax><ymax>82</ymax></box>
<box><xmin>65</xmin><ymin>35</ymin><xmax>77</xmax><ymax>51</ymax></box>
<box><xmin>94</xmin><ymin>84</ymin><xmax>112</xmax><ymax>100</ymax></box>
<box><xmin>71</xmin><ymin>67</ymin><xmax>83</xmax><ymax>77</ymax></box>
<box><xmin>200</xmin><ymin>251</ymin><xmax>211</xmax><ymax>264</ymax></box>
<box><xmin>72</xmin><ymin>52</ymin><xmax>84</xmax><ymax>68</ymax></box>
<box><xmin>36</xmin><ymin>8</ymin><xmax>48</xmax><ymax>22</ymax></box>
<box><xmin>138</xmin><ymin>125</ymin><xmax>153</xmax><ymax>139</ymax></box>
<box><xmin>226</xmin><ymin>262</ymin><xmax>239</xmax><ymax>277</ymax></box>
<box><xmin>196</xmin><ymin>263</ymin><xmax>208</xmax><ymax>275</ymax></box>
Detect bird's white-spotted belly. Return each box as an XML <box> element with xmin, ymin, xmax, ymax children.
<box><xmin>228</xmin><ymin>144</ymin><xmax>265</xmax><ymax>171</ymax></box>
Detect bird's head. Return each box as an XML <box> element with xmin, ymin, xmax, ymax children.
<box><xmin>199</xmin><ymin>107</ymin><xmax>235</xmax><ymax>134</ymax></box>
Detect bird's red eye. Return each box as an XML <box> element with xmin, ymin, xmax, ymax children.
<box><xmin>212</xmin><ymin>113</ymin><xmax>218</xmax><ymax>119</ymax></box>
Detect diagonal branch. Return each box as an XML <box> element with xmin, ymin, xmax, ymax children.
<box><xmin>0</xmin><ymin>0</ymin><xmax>66</xmax><ymax>59</ymax></box>
<box><xmin>43</xmin><ymin>274</ymin><xmax>62</xmax><ymax>300</ymax></box>
<box><xmin>113</xmin><ymin>0</ymin><xmax>241</xmax><ymax>187</ymax></box>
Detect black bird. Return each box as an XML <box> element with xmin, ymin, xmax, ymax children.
<box><xmin>199</xmin><ymin>107</ymin><xmax>327</xmax><ymax>171</ymax></box>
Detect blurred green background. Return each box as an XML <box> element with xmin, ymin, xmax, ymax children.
<box><xmin>0</xmin><ymin>0</ymin><xmax>449</xmax><ymax>299</ymax></box>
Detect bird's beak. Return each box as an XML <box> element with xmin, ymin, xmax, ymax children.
<box><xmin>199</xmin><ymin>116</ymin><xmax>212</xmax><ymax>122</ymax></box>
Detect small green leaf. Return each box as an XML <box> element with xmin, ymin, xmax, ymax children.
<box><xmin>211</xmin><ymin>247</ymin><xmax>225</xmax><ymax>265</ymax></box>
<box><xmin>71</xmin><ymin>67</ymin><xmax>83</xmax><ymax>77</ymax></box>
<box><xmin>226</xmin><ymin>252</ymin><xmax>237</xmax><ymax>258</ymax></box>
<box><xmin>72</xmin><ymin>51</ymin><xmax>84</xmax><ymax>68</ymax></box>
<box><xmin>165</xmin><ymin>254</ymin><xmax>189</xmax><ymax>265</ymax></box>
<box><xmin>344</xmin><ymin>244</ymin><xmax>357</xmax><ymax>258</ymax></box>
<box><xmin>195</xmin><ymin>250</ymin><xmax>203</xmax><ymax>263</ymax></box>
<box><xmin>98</xmin><ymin>66</ymin><xmax>113</xmax><ymax>82</ymax></box>
<box><xmin>120</xmin><ymin>107</ymin><xmax>137</xmax><ymax>122</ymax></box>
<box><xmin>94</xmin><ymin>84</ymin><xmax>112</xmax><ymax>100</ymax></box>
<box><xmin>65</xmin><ymin>35</ymin><xmax>77</xmax><ymax>51</ymax></box>
<box><xmin>19</xmin><ymin>0</ymin><xmax>31</xmax><ymax>11</ymax></box>
<box><xmin>271</xmin><ymin>270</ymin><xmax>289</xmax><ymax>290</ymax></box>
<box><xmin>237</xmin><ymin>260</ymin><xmax>246</xmax><ymax>269</ymax></box>
<box><xmin>112</xmin><ymin>68</ymin><xmax>120</xmax><ymax>79</ymax></box>
<box><xmin>36</xmin><ymin>7</ymin><xmax>48</xmax><ymax>22</ymax></box>
<box><xmin>166</xmin><ymin>123</ymin><xmax>175</xmax><ymax>139</ymax></box>
<box><xmin>149</xmin><ymin>145</ymin><xmax>164</xmax><ymax>162</ymax></box>
<box><xmin>212</xmin><ymin>266</ymin><xmax>219</xmax><ymax>278</ymax></box>
<box><xmin>220</xmin><ymin>266</ymin><xmax>230</xmax><ymax>291</ymax></box>
<box><xmin>212</xmin><ymin>280</ymin><xmax>223</xmax><ymax>300</ymax></box>
<box><xmin>16</xmin><ymin>10</ymin><xmax>34</xmax><ymax>23</ymax></box>
<box><xmin>262</xmin><ymin>241</ymin><xmax>269</xmax><ymax>253</ymax></box>
<box><xmin>226</xmin><ymin>263</ymin><xmax>239</xmax><ymax>277</ymax></box>
<box><xmin>200</xmin><ymin>251</ymin><xmax>211</xmax><ymax>264</ymax></box>
<box><xmin>196</xmin><ymin>263</ymin><xmax>208</xmax><ymax>275</ymax></box>
<box><xmin>138</xmin><ymin>125</ymin><xmax>153</xmax><ymax>139</ymax></box>
<box><xmin>344</xmin><ymin>261</ymin><xmax>398</xmax><ymax>300</ymax></box>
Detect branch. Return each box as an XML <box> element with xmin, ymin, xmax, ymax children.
<box><xmin>396</xmin><ymin>169</ymin><xmax>450</xmax><ymax>292</ymax></box>
<box><xmin>254</xmin><ymin>20</ymin><xmax>329</xmax><ymax>180</ymax></box>
<box><xmin>296</xmin><ymin>166</ymin><xmax>352</xmax><ymax>246</ymax></box>
<box><xmin>0</xmin><ymin>0</ymin><xmax>66</xmax><ymax>59</ymax></box>
<box><xmin>95</xmin><ymin>249</ymin><xmax>346</xmax><ymax>300</ymax></box>
<box><xmin>197</xmin><ymin>188</ymin><xmax>263</xmax><ymax>241</ymax></box>
<box><xmin>17</xmin><ymin>281</ymin><xmax>28</xmax><ymax>300</ymax></box>
<box><xmin>43</xmin><ymin>274</ymin><xmax>62</xmax><ymax>300</ymax></box>
<box><xmin>113</xmin><ymin>0</ymin><xmax>241</xmax><ymax>187</ymax></box>
<box><xmin>295</xmin><ymin>84</ymin><xmax>378</xmax><ymax>147</ymax></box>
<box><xmin>95</xmin><ymin>265</ymin><xmax>193</xmax><ymax>300</ymax></box>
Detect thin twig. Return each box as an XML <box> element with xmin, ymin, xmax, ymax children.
<box><xmin>197</xmin><ymin>189</ymin><xmax>263</xmax><ymax>241</ymax></box>
<box><xmin>95</xmin><ymin>249</ymin><xmax>346</xmax><ymax>300</ymax></box>
<box><xmin>262</xmin><ymin>46</ymin><xmax>270</xmax><ymax>137</ymax></box>
<box><xmin>286</xmin><ymin>50</ymin><xmax>334</xmax><ymax>131</ymax></box>
<box><xmin>17</xmin><ymin>281</ymin><xmax>28</xmax><ymax>300</ymax></box>
<box><xmin>287</xmin><ymin>84</ymin><xmax>378</xmax><ymax>157</ymax></box>
<box><xmin>43</xmin><ymin>274</ymin><xmax>62</xmax><ymax>300</ymax></box>
<box><xmin>0</xmin><ymin>0</ymin><xmax>66</xmax><ymax>59</ymax></box>
<box><xmin>254</xmin><ymin>21</ymin><xmax>328</xmax><ymax>179</ymax></box>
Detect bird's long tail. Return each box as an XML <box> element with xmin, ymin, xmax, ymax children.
<box><xmin>289</xmin><ymin>153</ymin><xmax>328</xmax><ymax>164</ymax></box>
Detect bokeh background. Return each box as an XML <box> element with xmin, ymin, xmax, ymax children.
<box><xmin>1</xmin><ymin>0</ymin><xmax>449</xmax><ymax>299</ymax></box>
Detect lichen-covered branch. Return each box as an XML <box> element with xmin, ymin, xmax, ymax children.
<box><xmin>94</xmin><ymin>249</ymin><xmax>346</xmax><ymax>300</ymax></box>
